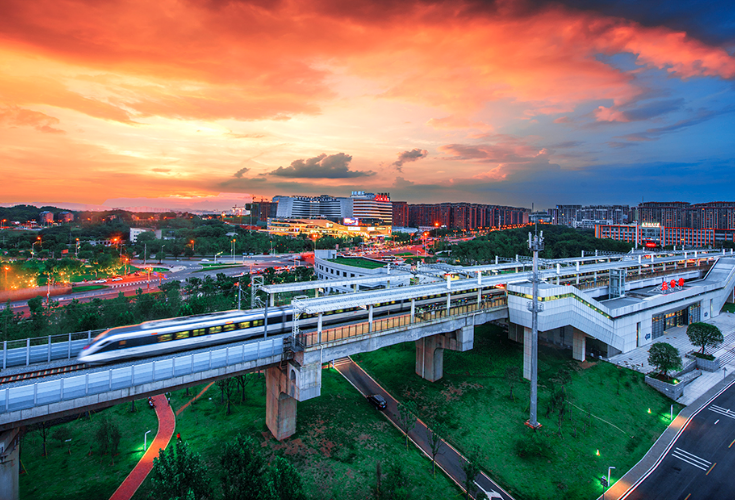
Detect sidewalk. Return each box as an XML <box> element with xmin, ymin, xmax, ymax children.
<box><xmin>108</xmin><ymin>395</ymin><xmax>175</xmax><ymax>500</ymax></box>
<box><xmin>608</xmin><ymin>311</ymin><xmax>735</xmax><ymax>405</ymax></box>
<box><xmin>602</xmin><ymin>374</ymin><xmax>735</xmax><ymax>500</ymax></box>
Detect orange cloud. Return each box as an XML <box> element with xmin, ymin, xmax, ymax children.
<box><xmin>0</xmin><ymin>105</ymin><xmax>63</xmax><ymax>133</ymax></box>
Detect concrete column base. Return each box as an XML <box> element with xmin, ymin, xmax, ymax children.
<box><xmin>523</xmin><ymin>327</ymin><xmax>532</xmax><ymax>380</ymax></box>
<box><xmin>0</xmin><ymin>428</ymin><xmax>20</xmax><ymax>500</ymax></box>
<box><xmin>572</xmin><ymin>329</ymin><xmax>586</xmax><ymax>362</ymax></box>
<box><xmin>415</xmin><ymin>325</ymin><xmax>474</xmax><ymax>382</ymax></box>
<box><xmin>266</xmin><ymin>366</ymin><xmax>297</xmax><ymax>441</ymax></box>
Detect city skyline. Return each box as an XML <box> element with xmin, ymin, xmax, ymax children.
<box><xmin>1</xmin><ymin>0</ymin><xmax>734</xmax><ymax>209</ymax></box>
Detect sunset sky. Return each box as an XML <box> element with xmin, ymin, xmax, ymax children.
<box><xmin>1</xmin><ymin>0</ymin><xmax>734</xmax><ymax>210</ymax></box>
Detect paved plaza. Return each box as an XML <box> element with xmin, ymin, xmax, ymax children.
<box><xmin>608</xmin><ymin>311</ymin><xmax>735</xmax><ymax>405</ymax></box>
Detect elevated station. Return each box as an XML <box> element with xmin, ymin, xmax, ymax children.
<box><xmin>1</xmin><ymin>248</ymin><xmax>735</xmax><ymax>498</ymax></box>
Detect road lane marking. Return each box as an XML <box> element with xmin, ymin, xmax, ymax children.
<box><xmin>671</xmin><ymin>447</ymin><xmax>711</xmax><ymax>471</ymax></box>
<box><xmin>684</xmin><ymin>494</ymin><xmax>691</xmax><ymax>500</ymax></box>
<box><xmin>715</xmin><ymin>419</ymin><xmax>720</xmax><ymax>424</ymax></box>
<box><xmin>706</xmin><ymin>462</ymin><xmax>716</xmax><ymax>475</ymax></box>
<box><xmin>708</xmin><ymin>405</ymin><xmax>735</xmax><ymax>420</ymax></box>
<box><xmin>729</xmin><ymin>438</ymin><xmax>735</xmax><ymax>448</ymax></box>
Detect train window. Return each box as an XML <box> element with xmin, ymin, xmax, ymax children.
<box><xmin>176</xmin><ymin>331</ymin><xmax>190</xmax><ymax>340</ymax></box>
<box><xmin>158</xmin><ymin>334</ymin><xmax>173</xmax><ymax>342</ymax></box>
<box><xmin>209</xmin><ymin>325</ymin><xmax>222</xmax><ymax>334</ymax></box>
<box><xmin>253</xmin><ymin>319</ymin><xmax>264</xmax><ymax>327</ymax></box>
<box><xmin>118</xmin><ymin>340</ymin><xmax>126</xmax><ymax>347</ymax></box>
<box><xmin>239</xmin><ymin>321</ymin><xmax>251</xmax><ymax>329</ymax></box>
<box><xmin>193</xmin><ymin>328</ymin><xmax>206</xmax><ymax>336</ymax></box>
<box><xmin>224</xmin><ymin>324</ymin><xmax>236</xmax><ymax>332</ymax></box>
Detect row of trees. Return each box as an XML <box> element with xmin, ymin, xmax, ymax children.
<box><xmin>1</xmin><ymin>267</ymin><xmax>315</xmax><ymax>341</ymax></box>
<box><xmin>151</xmin><ymin>436</ymin><xmax>306</xmax><ymax>500</ymax></box>
<box><xmin>443</xmin><ymin>225</ymin><xmax>633</xmax><ymax>265</ymax></box>
<box><xmin>648</xmin><ymin>322</ymin><xmax>724</xmax><ymax>378</ymax></box>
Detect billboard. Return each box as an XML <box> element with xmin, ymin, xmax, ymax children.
<box><xmin>343</xmin><ymin>217</ymin><xmax>359</xmax><ymax>226</ymax></box>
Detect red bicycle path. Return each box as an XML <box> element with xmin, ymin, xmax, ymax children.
<box><xmin>107</xmin><ymin>383</ymin><xmax>215</xmax><ymax>500</ymax></box>
<box><xmin>108</xmin><ymin>395</ymin><xmax>174</xmax><ymax>500</ymax></box>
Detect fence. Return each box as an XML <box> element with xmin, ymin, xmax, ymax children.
<box><xmin>2</xmin><ymin>329</ymin><xmax>105</xmax><ymax>370</ymax></box>
<box><xmin>296</xmin><ymin>295</ymin><xmax>508</xmax><ymax>348</ymax></box>
<box><xmin>553</xmin><ymin>263</ymin><xmax>711</xmax><ymax>291</ymax></box>
<box><xmin>1</xmin><ymin>337</ymin><xmax>284</xmax><ymax>415</ymax></box>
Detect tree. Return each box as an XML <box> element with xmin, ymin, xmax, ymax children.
<box><xmin>428</xmin><ymin>424</ymin><xmax>445</xmax><ymax>476</ymax></box>
<box><xmin>216</xmin><ymin>378</ymin><xmax>236</xmax><ymax>415</ymax></box>
<box><xmin>34</xmin><ymin>421</ymin><xmax>50</xmax><ymax>457</ymax></box>
<box><xmin>461</xmin><ymin>450</ymin><xmax>482</xmax><ymax>500</ymax></box>
<box><xmin>235</xmin><ymin>374</ymin><xmax>251</xmax><ymax>403</ymax></box>
<box><xmin>150</xmin><ymin>440</ymin><xmax>211</xmax><ymax>500</ymax></box>
<box><xmin>505</xmin><ymin>366</ymin><xmax>520</xmax><ymax>401</ymax></box>
<box><xmin>396</xmin><ymin>401</ymin><xmax>417</xmax><ymax>451</ymax></box>
<box><xmin>686</xmin><ymin>322</ymin><xmax>724</xmax><ymax>355</ymax></box>
<box><xmin>648</xmin><ymin>342</ymin><xmax>682</xmax><ymax>379</ymax></box>
<box><xmin>266</xmin><ymin>456</ymin><xmax>307</xmax><ymax>500</ymax></box>
<box><xmin>52</xmin><ymin>426</ymin><xmax>71</xmax><ymax>450</ymax></box>
<box><xmin>380</xmin><ymin>460</ymin><xmax>408</xmax><ymax>500</ymax></box>
<box><xmin>109</xmin><ymin>423</ymin><xmax>122</xmax><ymax>461</ymax></box>
<box><xmin>220</xmin><ymin>435</ymin><xmax>267</xmax><ymax>500</ymax></box>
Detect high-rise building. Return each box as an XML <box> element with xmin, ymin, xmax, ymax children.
<box><xmin>350</xmin><ymin>192</ymin><xmax>392</xmax><ymax>225</ymax></box>
<box><xmin>272</xmin><ymin>195</ymin><xmax>352</xmax><ymax>221</ymax></box>
<box><xmin>392</xmin><ymin>201</ymin><xmax>408</xmax><ymax>227</ymax></box>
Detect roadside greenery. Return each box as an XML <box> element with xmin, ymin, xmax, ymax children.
<box><xmin>686</xmin><ymin>322</ymin><xmax>724</xmax><ymax>355</ymax></box>
<box><xmin>0</xmin><ymin>266</ymin><xmax>315</xmax><ymax>341</ymax></box>
<box><xmin>441</xmin><ymin>225</ymin><xmax>633</xmax><ymax>264</ymax></box>
<box><xmin>648</xmin><ymin>342</ymin><xmax>682</xmax><ymax>379</ymax></box>
<box><xmin>353</xmin><ymin>324</ymin><xmax>680</xmax><ymax>500</ymax></box>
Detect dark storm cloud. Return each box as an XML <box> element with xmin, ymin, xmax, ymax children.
<box><xmin>391</xmin><ymin>148</ymin><xmax>428</xmax><ymax>171</ymax></box>
<box><xmin>233</xmin><ymin>167</ymin><xmax>250</xmax><ymax>178</ymax></box>
<box><xmin>270</xmin><ymin>153</ymin><xmax>374</xmax><ymax>178</ymax></box>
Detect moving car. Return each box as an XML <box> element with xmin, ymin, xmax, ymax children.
<box><xmin>367</xmin><ymin>394</ymin><xmax>387</xmax><ymax>410</ymax></box>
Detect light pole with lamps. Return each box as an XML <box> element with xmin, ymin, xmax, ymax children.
<box><xmin>3</xmin><ymin>266</ymin><xmax>9</xmax><ymax>291</ymax></box>
<box><xmin>214</xmin><ymin>251</ymin><xmax>223</xmax><ymax>264</ymax></box>
<box><xmin>144</xmin><ymin>430</ymin><xmax>152</xmax><ymax>452</ymax></box>
<box><xmin>231</xmin><ymin>239</ymin><xmax>236</xmax><ymax>263</ymax></box>
<box><xmin>32</xmin><ymin>236</ymin><xmax>42</xmax><ymax>258</ymax></box>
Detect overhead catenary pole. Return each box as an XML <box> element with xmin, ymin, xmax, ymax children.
<box><xmin>528</xmin><ymin>213</ymin><xmax>544</xmax><ymax>429</ymax></box>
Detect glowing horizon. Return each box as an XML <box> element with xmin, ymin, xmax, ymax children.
<box><xmin>1</xmin><ymin>0</ymin><xmax>734</xmax><ymax>210</ymax></box>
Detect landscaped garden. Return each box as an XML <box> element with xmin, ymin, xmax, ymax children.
<box><xmin>353</xmin><ymin>323</ymin><xmax>681</xmax><ymax>500</ymax></box>
<box><xmin>21</xmin><ymin>369</ymin><xmax>459</xmax><ymax>500</ymax></box>
<box><xmin>328</xmin><ymin>257</ymin><xmax>386</xmax><ymax>269</ymax></box>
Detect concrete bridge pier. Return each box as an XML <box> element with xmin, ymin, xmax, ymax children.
<box><xmin>572</xmin><ymin>329</ymin><xmax>586</xmax><ymax>362</ymax></box>
<box><xmin>266</xmin><ymin>357</ymin><xmax>323</xmax><ymax>441</ymax></box>
<box><xmin>415</xmin><ymin>325</ymin><xmax>474</xmax><ymax>382</ymax></box>
<box><xmin>266</xmin><ymin>365</ymin><xmax>297</xmax><ymax>441</ymax></box>
<box><xmin>0</xmin><ymin>427</ymin><xmax>20</xmax><ymax>500</ymax></box>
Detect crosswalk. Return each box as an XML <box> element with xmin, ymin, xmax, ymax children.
<box><xmin>671</xmin><ymin>447</ymin><xmax>711</xmax><ymax>471</ymax></box>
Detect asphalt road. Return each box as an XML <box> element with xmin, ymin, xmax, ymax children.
<box><xmin>625</xmin><ymin>382</ymin><xmax>735</xmax><ymax>500</ymax></box>
<box><xmin>334</xmin><ymin>357</ymin><xmax>513</xmax><ymax>500</ymax></box>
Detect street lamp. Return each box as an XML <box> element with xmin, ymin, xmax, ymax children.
<box><xmin>3</xmin><ymin>266</ymin><xmax>9</xmax><ymax>291</ymax></box>
<box><xmin>144</xmin><ymin>430</ymin><xmax>152</xmax><ymax>452</ymax></box>
<box><xmin>32</xmin><ymin>236</ymin><xmax>42</xmax><ymax>258</ymax></box>
<box><xmin>214</xmin><ymin>251</ymin><xmax>223</xmax><ymax>264</ymax></box>
<box><xmin>231</xmin><ymin>239</ymin><xmax>236</xmax><ymax>263</ymax></box>
<box><xmin>75</xmin><ymin>238</ymin><xmax>80</xmax><ymax>258</ymax></box>
<box><xmin>189</xmin><ymin>240</ymin><xmax>195</xmax><ymax>259</ymax></box>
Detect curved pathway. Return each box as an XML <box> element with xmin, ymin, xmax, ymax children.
<box><xmin>108</xmin><ymin>395</ymin><xmax>175</xmax><ymax>500</ymax></box>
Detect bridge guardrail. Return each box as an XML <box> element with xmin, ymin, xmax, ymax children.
<box><xmin>1</xmin><ymin>337</ymin><xmax>283</xmax><ymax>415</ymax></box>
<box><xmin>2</xmin><ymin>330</ymin><xmax>103</xmax><ymax>370</ymax></box>
<box><xmin>296</xmin><ymin>296</ymin><xmax>508</xmax><ymax>348</ymax></box>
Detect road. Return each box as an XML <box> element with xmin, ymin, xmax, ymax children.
<box><xmin>334</xmin><ymin>357</ymin><xmax>513</xmax><ymax>500</ymax></box>
<box><xmin>0</xmin><ymin>254</ymin><xmax>304</xmax><ymax>316</ymax></box>
<box><xmin>624</xmin><ymin>382</ymin><xmax>735</xmax><ymax>500</ymax></box>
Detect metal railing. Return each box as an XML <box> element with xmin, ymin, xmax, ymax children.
<box><xmin>2</xmin><ymin>330</ymin><xmax>104</xmax><ymax>370</ymax></box>
<box><xmin>1</xmin><ymin>337</ymin><xmax>283</xmax><ymax>415</ymax></box>
<box><xmin>296</xmin><ymin>296</ymin><xmax>508</xmax><ymax>348</ymax></box>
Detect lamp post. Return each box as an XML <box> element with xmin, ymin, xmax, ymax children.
<box><xmin>601</xmin><ymin>466</ymin><xmax>615</xmax><ymax>500</ymax></box>
<box><xmin>189</xmin><ymin>240</ymin><xmax>195</xmax><ymax>259</ymax></box>
<box><xmin>158</xmin><ymin>244</ymin><xmax>165</xmax><ymax>265</ymax></box>
<box><xmin>3</xmin><ymin>266</ymin><xmax>9</xmax><ymax>291</ymax></box>
<box><xmin>32</xmin><ymin>236</ymin><xmax>42</xmax><ymax>258</ymax></box>
<box><xmin>75</xmin><ymin>238</ymin><xmax>80</xmax><ymax>259</ymax></box>
<box><xmin>214</xmin><ymin>251</ymin><xmax>223</xmax><ymax>264</ymax></box>
<box><xmin>144</xmin><ymin>430</ymin><xmax>152</xmax><ymax>452</ymax></box>
<box><xmin>231</xmin><ymin>239</ymin><xmax>236</xmax><ymax>263</ymax></box>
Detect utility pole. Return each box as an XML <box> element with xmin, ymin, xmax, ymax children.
<box><xmin>527</xmin><ymin>212</ymin><xmax>544</xmax><ymax>429</ymax></box>
<box><xmin>144</xmin><ymin>243</ymin><xmax>147</xmax><ymax>266</ymax></box>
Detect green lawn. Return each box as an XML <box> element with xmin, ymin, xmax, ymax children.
<box><xmin>20</xmin><ymin>399</ymin><xmax>159</xmax><ymax>500</ymax></box>
<box><xmin>70</xmin><ymin>285</ymin><xmax>108</xmax><ymax>292</ymax></box>
<box><xmin>353</xmin><ymin>324</ymin><xmax>681</xmax><ymax>500</ymax></box>
<box><xmin>328</xmin><ymin>257</ymin><xmax>386</xmax><ymax>269</ymax></box>
<box><xmin>722</xmin><ymin>303</ymin><xmax>735</xmax><ymax>313</ymax></box>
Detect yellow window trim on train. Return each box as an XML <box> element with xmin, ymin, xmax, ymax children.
<box><xmin>176</xmin><ymin>331</ymin><xmax>190</xmax><ymax>340</ymax></box>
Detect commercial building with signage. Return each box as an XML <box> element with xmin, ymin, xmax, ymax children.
<box><xmin>266</xmin><ymin>218</ymin><xmax>391</xmax><ymax>240</ymax></box>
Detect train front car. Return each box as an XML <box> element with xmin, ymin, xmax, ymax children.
<box><xmin>77</xmin><ymin>326</ymin><xmax>133</xmax><ymax>365</ymax></box>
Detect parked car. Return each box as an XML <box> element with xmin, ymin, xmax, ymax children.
<box><xmin>367</xmin><ymin>394</ymin><xmax>387</xmax><ymax>410</ymax></box>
